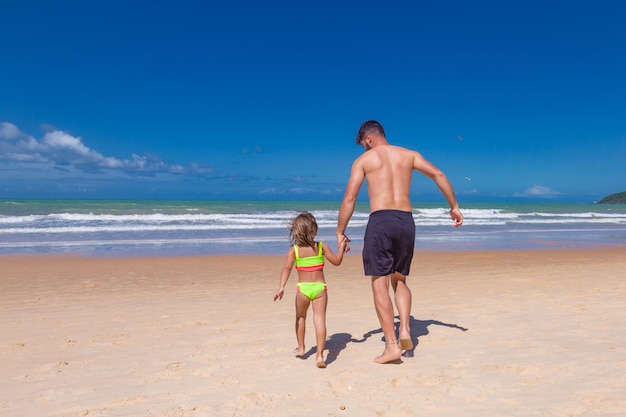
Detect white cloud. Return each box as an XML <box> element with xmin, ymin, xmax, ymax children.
<box><xmin>0</xmin><ymin>122</ymin><xmax>47</xmax><ymax>162</ymax></box>
<box><xmin>513</xmin><ymin>185</ymin><xmax>562</xmax><ymax>198</ymax></box>
<box><xmin>44</xmin><ymin>131</ymin><xmax>91</xmax><ymax>154</ymax></box>
<box><xmin>0</xmin><ymin>122</ymin><xmax>212</xmax><ymax>175</ymax></box>
<box><xmin>0</xmin><ymin>122</ymin><xmax>23</xmax><ymax>139</ymax></box>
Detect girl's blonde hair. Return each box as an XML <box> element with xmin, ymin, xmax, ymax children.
<box><xmin>288</xmin><ymin>211</ymin><xmax>318</xmax><ymax>250</ymax></box>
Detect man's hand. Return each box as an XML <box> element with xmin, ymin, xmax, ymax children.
<box><xmin>450</xmin><ymin>208</ymin><xmax>464</xmax><ymax>227</ymax></box>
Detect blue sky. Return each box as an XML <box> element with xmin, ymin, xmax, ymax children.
<box><xmin>1</xmin><ymin>0</ymin><xmax>624</xmax><ymax>203</ymax></box>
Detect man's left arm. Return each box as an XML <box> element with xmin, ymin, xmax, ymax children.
<box><xmin>413</xmin><ymin>152</ymin><xmax>464</xmax><ymax>227</ymax></box>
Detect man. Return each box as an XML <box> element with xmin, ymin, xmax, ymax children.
<box><xmin>336</xmin><ymin>120</ymin><xmax>463</xmax><ymax>364</ymax></box>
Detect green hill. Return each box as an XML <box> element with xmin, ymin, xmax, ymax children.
<box><xmin>596</xmin><ymin>191</ymin><xmax>626</xmax><ymax>204</ymax></box>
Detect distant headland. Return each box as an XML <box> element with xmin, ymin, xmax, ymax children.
<box><xmin>596</xmin><ymin>191</ymin><xmax>626</xmax><ymax>204</ymax></box>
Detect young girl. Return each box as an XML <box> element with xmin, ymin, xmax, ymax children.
<box><xmin>273</xmin><ymin>211</ymin><xmax>348</xmax><ymax>368</ymax></box>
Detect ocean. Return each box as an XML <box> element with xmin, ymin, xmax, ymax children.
<box><xmin>1</xmin><ymin>199</ymin><xmax>625</xmax><ymax>257</ymax></box>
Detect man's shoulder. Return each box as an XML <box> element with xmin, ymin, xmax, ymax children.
<box><xmin>391</xmin><ymin>144</ymin><xmax>422</xmax><ymax>159</ymax></box>
<box><xmin>389</xmin><ymin>144</ymin><xmax>417</xmax><ymax>152</ymax></box>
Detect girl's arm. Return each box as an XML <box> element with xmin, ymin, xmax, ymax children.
<box><xmin>322</xmin><ymin>237</ymin><xmax>348</xmax><ymax>266</ymax></box>
<box><xmin>274</xmin><ymin>246</ymin><xmax>296</xmax><ymax>301</ymax></box>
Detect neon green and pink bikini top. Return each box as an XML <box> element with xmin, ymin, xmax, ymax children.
<box><xmin>294</xmin><ymin>241</ymin><xmax>324</xmax><ymax>272</ymax></box>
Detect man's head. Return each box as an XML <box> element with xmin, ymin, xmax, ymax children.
<box><xmin>356</xmin><ymin>120</ymin><xmax>386</xmax><ymax>150</ymax></box>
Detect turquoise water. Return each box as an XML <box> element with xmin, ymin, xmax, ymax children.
<box><xmin>1</xmin><ymin>199</ymin><xmax>625</xmax><ymax>257</ymax></box>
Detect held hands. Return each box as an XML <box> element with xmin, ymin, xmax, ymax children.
<box><xmin>337</xmin><ymin>234</ymin><xmax>351</xmax><ymax>253</ymax></box>
<box><xmin>450</xmin><ymin>207</ymin><xmax>464</xmax><ymax>227</ymax></box>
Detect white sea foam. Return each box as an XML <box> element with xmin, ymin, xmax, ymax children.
<box><xmin>1</xmin><ymin>201</ymin><xmax>625</xmax><ymax>256</ymax></box>
<box><xmin>1</xmin><ymin>207</ymin><xmax>625</xmax><ymax>234</ymax></box>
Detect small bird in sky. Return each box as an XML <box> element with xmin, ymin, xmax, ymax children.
<box><xmin>457</xmin><ymin>135</ymin><xmax>463</xmax><ymax>140</ymax></box>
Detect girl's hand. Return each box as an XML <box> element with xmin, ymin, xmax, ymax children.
<box><xmin>273</xmin><ymin>288</ymin><xmax>285</xmax><ymax>301</ymax></box>
<box><xmin>338</xmin><ymin>235</ymin><xmax>350</xmax><ymax>252</ymax></box>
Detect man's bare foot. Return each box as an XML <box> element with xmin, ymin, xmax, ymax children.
<box><xmin>374</xmin><ymin>340</ymin><xmax>402</xmax><ymax>364</ymax></box>
<box><xmin>399</xmin><ymin>328</ymin><xmax>413</xmax><ymax>350</ymax></box>
<box><xmin>316</xmin><ymin>355</ymin><xmax>326</xmax><ymax>368</ymax></box>
<box><xmin>400</xmin><ymin>338</ymin><xmax>413</xmax><ymax>350</ymax></box>
<box><xmin>294</xmin><ymin>347</ymin><xmax>305</xmax><ymax>357</ymax></box>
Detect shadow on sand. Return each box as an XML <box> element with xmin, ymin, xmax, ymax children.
<box><xmin>309</xmin><ymin>316</ymin><xmax>468</xmax><ymax>365</ymax></box>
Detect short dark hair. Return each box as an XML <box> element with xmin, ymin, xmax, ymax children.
<box><xmin>356</xmin><ymin>120</ymin><xmax>385</xmax><ymax>144</ymax></box>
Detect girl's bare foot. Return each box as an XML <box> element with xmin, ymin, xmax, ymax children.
<box><xmin>374</xmin><ymin>340</ymin><xmax>402</xmax><ymax>364</ymax></box>
<box><xmin>294</xmin><ymin>347</ymin><xmax>305</xmax><ymax>357</ymax></box>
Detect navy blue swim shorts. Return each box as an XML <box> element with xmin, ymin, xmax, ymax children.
<box><xmin>362</xmin><ymin>209</ymin><xmax>415</xmax><ymax>276</ymax></box>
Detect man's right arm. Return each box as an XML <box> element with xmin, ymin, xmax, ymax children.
<box><xmin>336</xmin><ymin>160</ymin><xmax>365</xmax><ymax>239</ymax></box>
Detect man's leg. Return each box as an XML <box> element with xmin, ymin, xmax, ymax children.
<box><xmin>371</xmin><ymin>275</ymin><xmax>402</xmax><ymax>363</ymax></box>
<box><xmin>390</xmin><ymin>272</ymin><xmax>413</xmax><ymax>349</ymax></box>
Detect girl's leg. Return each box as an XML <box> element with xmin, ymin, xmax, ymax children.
<box><xmin>294</xmin><ymin>293</ymin><xmax>310</xmax><ymax>356</ymax></box>
<box><xmin>311</xmin><ymin>291</ymin><xmax>328</xmax><ymax>368</ymax></box>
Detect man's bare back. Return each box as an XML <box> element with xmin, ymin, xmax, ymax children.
<box><xmin>354</xmin><ymin>144</ymin><xmax>421</xmax><ymax>213</ymax></box>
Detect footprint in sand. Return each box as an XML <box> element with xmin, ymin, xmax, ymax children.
<box><xmin>164</xmin><ymin>361</ymin><xmax>184</xmax><ymax>374</ymax></box>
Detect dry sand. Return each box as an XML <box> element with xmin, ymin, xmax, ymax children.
<box><xmin>1</xmin><ymin>248</ymin><xmax>625</xmax><ymax>416</ymax></box>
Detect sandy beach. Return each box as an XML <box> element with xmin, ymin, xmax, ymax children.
<box><xmin>1</xmin><ymin>248</ymin><xmax>625</xmax><ymax>416</ymax></box>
